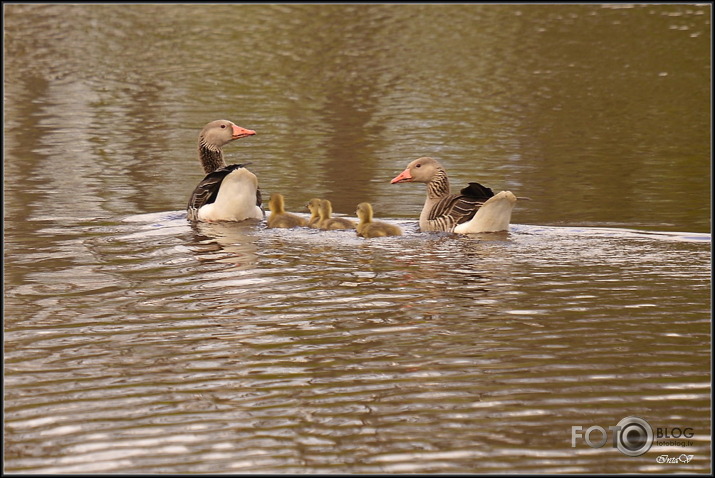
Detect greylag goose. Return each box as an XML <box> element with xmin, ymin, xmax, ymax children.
<box><xmin>356</xmin><ymin>202</ymin><xmax>403</xmax><ymax>238</ymax></box>
<box><xmin>306</xmin><ymin>198</ymin><xmax>323</xmax><ymax>228</ymax></box>
<box><xmin>318</xmin><ymin>199</ymin><xmax>356</xmax><ymax>230</ymax></box>
<box><xmin>390</xmin><ymin>157</ymin><xmax>517</xmax><ymax>233</ymax></box>
<box><xmin>267</xmin><ymin>193</ymin><xmax>308</xmax><ymax>228</ymax></box>
<box><xmin>187</xmin><ymin>120</ymin><xmax>264</xmax><ymax>222</ymax></box>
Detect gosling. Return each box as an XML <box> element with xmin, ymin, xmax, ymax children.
<box><xmin>267</xmin><ymin>193</ymin><xmax>308</xmax><ymax>228</ymax></box>
<box><xmin>318</xmin><ymin>199</ymin><xmax>356</xmax><ymax>230</ymax></box>
<box><xmin>306</xmin><ymin>198</ymin><xmax>323</xmax><ymax>228</ymax></box>
<box><xmin>355</xmin><ymin>202</ymin><xmax>402</xmax><ymax>238</ymax></box>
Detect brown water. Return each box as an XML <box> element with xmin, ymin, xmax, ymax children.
<box><xmin>3</xmin><ymin>3</ymin><xmax>711</xmax><ymax>474</ymax></box>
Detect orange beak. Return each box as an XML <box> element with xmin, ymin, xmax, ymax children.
<box><xmin>232</xmin><ymin>124</ymin><xmax>256</xmax><ymax>139</ymax></box>
<box><xmin>391</xmin><ymin>168</ymin><xmax>413</xmax><ymax>184</ymax></box>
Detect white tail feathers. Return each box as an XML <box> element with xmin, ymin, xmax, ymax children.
<box><xmin>453</xmin><ymin>191</ymin><xmax>517</xmax><ymax>234</ymax></box>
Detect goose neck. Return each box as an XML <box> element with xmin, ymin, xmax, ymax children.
<box><xmin>198</xmin><ymin>143</ymin><xmax>226</xmax><ymax>174</ymax></box>
<box><xmin>427</xmin><ymin>169</ymin><xmax>450</xmax><ymax>199</ymax></box>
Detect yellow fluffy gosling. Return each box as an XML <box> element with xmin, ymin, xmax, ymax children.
<box><xmin>267</xmin><ymin>193</ymin><xmax>308</xmax><ymax>228</ymax></box>
<box><xmin>355</xmin><ymin>202</ymin><xmax>402</xmax><ymax>238</ymax></box>
<box><xmin>306</xmin><ymin>198</ymin><xmax>323</xmax><ymax>228</ymax></box>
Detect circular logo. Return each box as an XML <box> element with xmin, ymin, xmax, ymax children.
<box><xmin>615</xmin><ymin>416</ymin><xmax>653</xmax><ymax>456</ymax></box>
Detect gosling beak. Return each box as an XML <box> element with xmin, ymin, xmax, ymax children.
<box><xmin>232</xmin><ymin>124</ymin><xmax>256</xmax><ymax>140</ymax></box>
<box><xmin>390</xmin><ymin>168</ymin><xmax>413</xmax><ymax>184</ymax></box>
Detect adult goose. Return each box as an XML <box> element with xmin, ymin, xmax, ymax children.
<box><xmin>267</xmin><ymin>193</ymin><xmax>308</xmax><ymax>228</ymax></box>
<box><xmin>355</xmin><ymin>202</ymin><xmax>402</xmax><ymax>238</ymax></box>
<box><xmin>391</xmin><ymin>157</ymin><xmax>517</xmax><ymax>233</ymax></box>
<box><xmin>318</xmin><ymin>199</ymin><xmax>356</xmax><ymax>230</ymax></box>
<box><xmin>186</xmin><ymin>120</ymin><xmax>264</xmax><ymax>222</ymax></box>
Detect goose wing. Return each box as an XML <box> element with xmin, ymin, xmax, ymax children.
<box><xmin>428</xmin><ymin>182</ymin><xmax>495</xmax><ymax>224</ymax></box>
<box><xmin>187</xmin><ymin>163</ymin><xmax>262</xmax><ymax>213</ymax></box>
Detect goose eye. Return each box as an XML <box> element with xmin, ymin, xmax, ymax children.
<box><xmin>416</xmin><ymin>164</ymin><xmax>421</xmax><ymax>168</ymax></box>
<box><xmin>220</xmin><ymin>124</ymin><xmax>226</xmax><ymax>128</ymax></box>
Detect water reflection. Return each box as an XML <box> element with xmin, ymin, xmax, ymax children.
<box><xmin>189</xmin><ymin>221</ymin><xmax>262</xmax><ymax>268</ymax></box>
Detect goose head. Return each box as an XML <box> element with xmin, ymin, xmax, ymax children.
<box><xmin>197</xmin><ymin>119</ymin><xmax>256</xmax><ymax>174</ymax></box>
<box><xmin>199</xmin><ymin>120</ymin><xmax>256</xmax><ymax>150</ymax></box>
<box><xmin>390</xmin><ymin>157</ymin><xmax>443</xmax><ymax>184</ymax></box>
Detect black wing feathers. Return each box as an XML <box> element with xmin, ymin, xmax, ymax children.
<box><xmin>460</xmin><ymin>182</ymin><xmax>494</xmax><ymax>200</ymax></box>
<box><xmin>428</xmin><ymin>182</ymin><xmax>494</xmax><ymax>225</ymax></box>
<box><xmin>187</xmin><ymin>163</ymin><xmax>255</xmax><ymax>211</ymax></box>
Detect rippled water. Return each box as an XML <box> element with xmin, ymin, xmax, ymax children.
<box><xmin>4</xmin><ymin>3</ymin><xmax>711</xmax><ymax>474</ymax></box>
